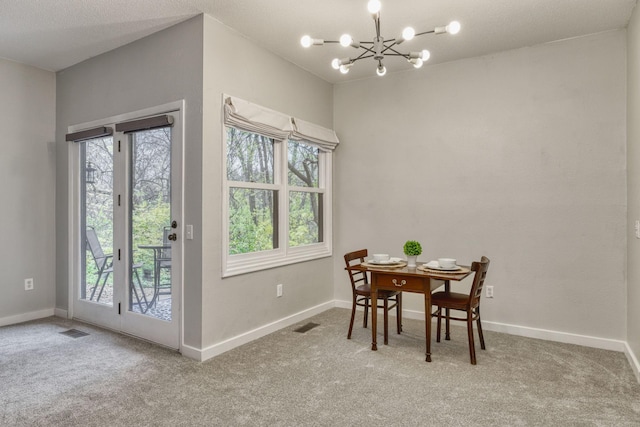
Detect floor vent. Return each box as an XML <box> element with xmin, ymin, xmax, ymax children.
<box><xmin>294</xmin><ymin>322</ymin><xmax>320</xmax><ymax>333</ymax></box>
<box><xmin>59</xmin><ymin>329</ymin><xmax>89</xmax><ymax>338</ymax></box>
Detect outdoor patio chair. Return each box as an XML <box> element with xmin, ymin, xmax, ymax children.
<box><xmin>86</xmin><ymin>227</ymin><xmax>149</xmax><ymax>311</ymax></box>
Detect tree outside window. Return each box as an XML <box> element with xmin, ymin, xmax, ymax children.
<box><xmin>226</xmin><ymin>128</ymin><xmax>325</xmax><ymax>256</ymax></box>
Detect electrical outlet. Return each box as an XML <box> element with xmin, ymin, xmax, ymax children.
<box><xmin>25</xmin><ymin>278</ymin><xmax>34</xmax><ymax>291</ymax></box>
<box><xmin>486</xmin><ymin>285</ymin><xmax>494</xmax><ymax>298</ymax></box>
<box><xmin>277</xmin><ymin>284</ymin><xmax>283</xmax><ymax>297</ymax></box>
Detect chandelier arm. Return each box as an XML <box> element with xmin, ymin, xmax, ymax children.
<box><xmin>384</xmin><ymin>53</ymin><xmax>411</xmax><ymax>59</ymax></box>
<box><xmin>358</xmin><ymin>45</ymin><xmax>376</xmax><ymax>56</ymax></box>
<box><xmin>380</xmin><ymin>40</ymin><xmax>400</xmax><ymax>55</ymax></box>
<box><xmin>386</xmin><ymin>46</ymin><xmax>405</xmax><ymax>55</ymax></box>
<box><xmin>414</xmin><ymin>30</ymin><xmax>436</xmax><ymax>37</ymax></box>
<box><xmin>351</xmin><ymin>54</ymin><xmax>374</xmax><ymax>63</ymax></box>
<box><xmin>385</xmin><ymin>46</ymin><xmax>411</xmax><ymax>59</ymax></box>
<box><xmin>373</xmin><ymin>13</ymin><xmax>381</xmax><ymax>39</ymax></box>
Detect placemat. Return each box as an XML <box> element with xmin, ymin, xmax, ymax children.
<box><xmin>417</xmin><ymin>265</ymin><xmax>470</xmax><ymax>274</ymax></box>
<box><xmin>361</xmin><ymin>261</ymin><xmax>407</xmax><ymax>269</ymax></box>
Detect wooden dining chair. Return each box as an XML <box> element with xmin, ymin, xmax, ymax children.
<box><xmin>344</xmin><ymin>249</ymin><xmax>402</xmax><ymax>345</ymax></box>
<box><xmin>431</xmin><ymin>256</ymin><xmax>490</xmax><ymax>365</ymax></box>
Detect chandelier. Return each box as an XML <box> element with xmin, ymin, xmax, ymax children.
<box><xmin>300</xmin><ymin>0</ymin><xmax>460</xmax><ymax>77</ymax></box>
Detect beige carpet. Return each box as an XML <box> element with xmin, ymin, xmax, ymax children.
<box><xmin>1</xmin><ymin>308</ymin><xmax>639</xmax><ymax>426</ymax></box>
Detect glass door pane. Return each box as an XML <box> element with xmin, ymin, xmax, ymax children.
<box><xmin>81</xmin><ymin>137</ymin><xmax>114</xmax><ymax>306</ymax></box>
<box><xmin>129</xmin><ymin>127</ymin><xmax>172</xmax><ymax>320</ymax></box>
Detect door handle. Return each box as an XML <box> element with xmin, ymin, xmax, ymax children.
<box><xmin>168</xmin><ymin>233</ymin><xmax>177</xmax><ymax>241</ymax></box>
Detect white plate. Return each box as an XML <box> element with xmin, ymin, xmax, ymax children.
<box><xmin>368</xmin><ymin>259</ymin><xmax>403</xmax><ymax>265</ymax></box>
<box><xmin>424</xmin><ymin>264</ymin><xmax>461</xmax><ymax>271</ymax></box>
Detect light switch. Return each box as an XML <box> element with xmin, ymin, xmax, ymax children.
<box><xmin>186</xmin><ymin>224</ymin><xmax>194</xmax><ymax>240</ymax></box>
<box><xmin>635</xmin><ymin>220</ymin><xmax>640</xmax><ymax>239</ymax></box>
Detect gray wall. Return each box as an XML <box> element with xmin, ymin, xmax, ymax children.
<box><xmin>333</xmin><ymin>30</ymin><xmax>627</xmax><ymax>340</ymax></box>
<box><xmin>54</xmin><ymin>14</ymin><xmax>335</xmax><ymax>353</ymax></box>
<box><xmin>9</xmin><ymin>8</ymin><xmax>636</xmax><ymax>366</ymax></box>
<box><xmin>200</xmin><ymin>15</ymin><xmax>335</xmax><ymax>348</ymax></box>
<box><xmin>628</xmin><ymin>6</ymin><xmax>640</xmax><ymax>368</ymax></box>
<box><xmin>0</xmin><ymin>58</ymin><xmax>56</xmax><ymax>322</ymax></box>
<box><xmin>55</xmin><ymin>16</ymin><xmax>205</xmax><ymax>348</ymax></box>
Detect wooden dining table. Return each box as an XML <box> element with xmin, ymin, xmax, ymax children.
<box><xmin>353</xmin><ymin>261</ymin><xmax>472</xmax><ymax>362</ymax></box>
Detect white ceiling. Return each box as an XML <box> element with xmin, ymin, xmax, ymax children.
<box><xmin>0</xmin><ymin>0</ymin><xmax>636</xmax><ymax>83</ymax></box>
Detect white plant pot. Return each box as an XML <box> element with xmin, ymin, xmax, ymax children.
<box><xmin>406</xmin><ymin>255</ymin><xmax>418</xmax><ymax>268</ymax></box>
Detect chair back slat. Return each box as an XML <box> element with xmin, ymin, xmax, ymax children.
<box><xmin>86</xmin><ymin>227</ymin><xmax>107</xmax><ymax>270</ymax></box>
<box><xmin>469</xmin><ymin>256</ymin><xmax>490</xmax><ymax>307</ymax></box>
<box><xmin>344</xmin><ymin>249</ymin><xmax>369</xmax><ymax>290</ymax></box>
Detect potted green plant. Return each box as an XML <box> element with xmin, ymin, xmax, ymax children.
<box><xmin>403</xmin><ymin>240</ymin><xmax>422</xmax><ymax>268</ymax></box>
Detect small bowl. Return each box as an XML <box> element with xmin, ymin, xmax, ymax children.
<box><xmin>438</xmin><ymin>258</ymin><xmax>457</xmax><ymax>268</ymax></box>
<box><xmin>373</xmin><ymin>253</ymin><xmax>390</xmax><ymax>263</ymax></box>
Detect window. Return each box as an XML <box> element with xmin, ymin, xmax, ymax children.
<box><xmin>288</xmin><ymin>141</ymin><xmax>322</xmax><ymax>248</ymax></box>
<box><xmin>227</xmin><ymin>128</ymin><xmax>277</xmax><ymax>255</ymax></box>
<box><xmin>222</xmin><ymin>96</ymin><xmax>337</xmax><ymax>276</ymax></box>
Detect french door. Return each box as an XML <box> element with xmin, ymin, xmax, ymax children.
<box><xmin>71</xmin><ymin>107</ymin><xmax>182</xmax><ymax>349</ymax></box>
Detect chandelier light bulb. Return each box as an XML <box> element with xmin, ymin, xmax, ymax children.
<box><xmin>331</xmin><ymin>58</ymin><xmax>341</xmax><ymax>70</ymax></box>
<box><xmin>340</xmin><ymin>34</ymin><xmax>353</xmax><ymax>47</ymax></box>
<box><xmin>409</xmin><ymin>58</ymin><xmax>423</xmax><ymax>68</ymax></box>
<box><xmin>300</xmin><ymin>35</ymin><xmax>312</xmax><ymax>48</ymax></box>
<box><xmin>446</xmin><ymin>21</ymin><xmax>461</xmax><ymax>35</ymax></box>
<box><xmin>367</xmin><ymin>0</ymin><xmax>381</xmax><ymax>14</ymax></box>
<box><xmin>421</xmin><ymin>49</ymin><xmax>431</xmax><ymax>61</ymax></box>
<box><xmin>402</xmin><ymin>27</ymin><xmax>415</xmax><ymax>41</ymax></box>
<box><xmin>339</xmin><ymin>63</ymin><xmax>352</xmax><ymax>74</ymax></box>
<box><xmin>376</xmin><ymin>64</ymin><xmax>387</xmax><ymax>76</ymax></box>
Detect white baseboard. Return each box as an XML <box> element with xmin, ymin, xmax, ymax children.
<box><xmin>182</xmin><ymin>301</ymin><xmax>335</xmax><ymax>362</ymax></box>
<box><xmin>480</xmin><ymin>320</ymin><xmax>627</xmax><ymax>352</ymax></box>
<box><xmin>0</xmin><ymin>308</ymin><xmax>55</xmax><ymax>327</ymax></box>
<box><xmin>54</xmin><ymin>308</ymin><xmax>68</xmax><ymax>319</ymax></box>
<box><xmin>334</xmin><ymin>300</ymin><xmax>352</xmax><ymax>310</ymax></box>
<box><xmin>396</xmin><ymin>306</ymin><xmax>627</xmax><ymax>352</ymax></box>
<box><xmin>337</xmin><ymin>300</ymin><xmax>628</xmax><ymax>352</ymax></box>
<box><xmin>624</xmin><ymin>342</ymin><xmax>640</xmax><ymax>383</ymax></box>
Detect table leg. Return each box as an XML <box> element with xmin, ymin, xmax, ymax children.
<box><xmin>444</xmin><ymin>280</ymin><xmax>451</xmax><ymax>341</ymax></box>
<box><xmin>424</xmin><ymin>280</ymin><xmax>431</xmax><ymax>362</ymax></box>
<box><xmin>371</xmin><ymin>275</ymin><xmax>378</xmax><ymax>351</ymax></box>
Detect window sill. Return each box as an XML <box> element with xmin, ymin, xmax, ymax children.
<box><xmin>223</xmin><ymin>244</ymin><xmax>331</xmax><ymax>277</ymax></box>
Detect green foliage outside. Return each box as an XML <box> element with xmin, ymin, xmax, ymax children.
<box><xmin>228</xmin><ymin>188</ymin><xmax>275</xmax><ymax>254</ymax></box>
<box><xmin>83</xmin><ymin>129</ymin><xmax>171</xmax><ymax>294</ymax></box>
<box><xmin>289</xmin><ymin>192</ymin><xmax>320</xmax><ymax>247</ymax></box>
<box><xmin>131</xmin><ymin>200</ymin><xmax>171</xmax><ymax>270</ymax></box>
<box><xmin>227</xmin><ymin>128</ymin><xmax>322</xmax><ymax>254</ymax></box>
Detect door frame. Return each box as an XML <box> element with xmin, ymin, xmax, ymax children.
<box><xmin>67</xmin><ymin>100</ymin><xmax>185</xmax><ymax>350</ymax></box>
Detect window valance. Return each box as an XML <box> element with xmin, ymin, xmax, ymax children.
<box><xmin>223</xmin><ymin>95</ymin><xmax>339</xmax><ymax>152</ymax></box>
<box><xmin>65</xmin><ymin>126</ymin><xmax>113</xmax><ymax>142</ymax></box>
<box><xmin>290</xmin><ymin>117</ymin><xmax>339</xmax><ymax>152</ymax></box>
<box><xmin>66</xmin><ymin>115</ymin><xmax>173</xmax><ymax>142</ymax></box>
<box><xmin>115</xmin><ymin>115</ymin><xmax>174</xmax><ymax>133</ymax></box>
<box><xmin>224</xmin><ymin>96</ymin><xmax>292</xmax><ymax>141</ymax></box>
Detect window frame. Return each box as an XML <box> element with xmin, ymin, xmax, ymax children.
<box><xmin>222</xmin><ymin>128</ymin><xmax>332</xmax><ymax>277</ymax></box>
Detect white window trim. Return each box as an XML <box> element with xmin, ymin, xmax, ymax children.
<box><xmin>222</xmin><ymin>134</ymin><xmax>332</xmax><ymax>277</ymax></box>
